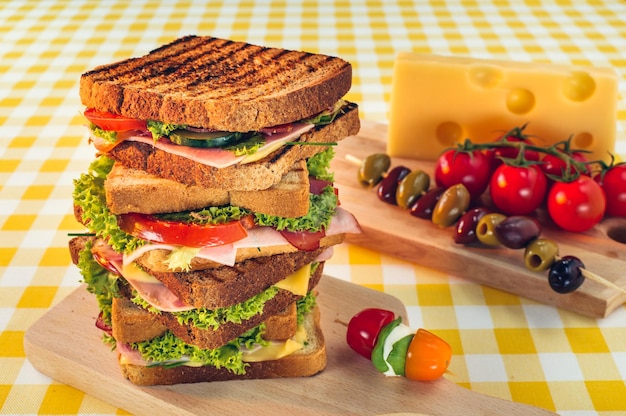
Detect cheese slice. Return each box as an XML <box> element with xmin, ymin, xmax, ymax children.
<box><xmin>388</xmin><ymin>53</ymin><xmax>618</xmax><ymax>162</ymax></box>
<box><xmin>274</xmin><ymin>263</ymin><xmax>311</xmax><ymax>296</ymax></box>
<box><xmin>242</xmin><ymin>323</ymin><xmax>307</xmax><ymax>362</ymax></box>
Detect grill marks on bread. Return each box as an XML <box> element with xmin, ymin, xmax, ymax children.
<box><xmin>80</xmin><ymin>35</ymin><xmax>353</xmax><ymax>131</ymax></box>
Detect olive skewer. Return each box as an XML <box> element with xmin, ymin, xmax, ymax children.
<box><xmin>551</xmin><ymin>255</ymin><xmax>626</xmax><ymax>295</ymax></box>
<box><xmin>347</xmin><ymin>153</ymin><xmax>625</xmax><ymax>297</ymax></box>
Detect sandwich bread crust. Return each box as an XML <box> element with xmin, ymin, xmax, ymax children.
<box><xmin>80</xmin><ymin>35</ymin><xmax>352</xmax><ymax>132</ymax></box>
<box><xmin>105</xmin><ymin>160</ymin><xmax>311</xmax><ymax>218</ymax></box>
<box><xmin>111</xmin><ymin>293</ymin><xmax>303</xmax><ymax>347</ymax></box>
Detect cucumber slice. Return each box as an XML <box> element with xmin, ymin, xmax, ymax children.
<box><xmin>169</xmin><ymin>129</ymin><xmax>241</xmax><ymax>148</ymax></box>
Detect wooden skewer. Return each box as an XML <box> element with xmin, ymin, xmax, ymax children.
<box><xmin>578</xmin><ymin>267</ymin><xmax>626</xmax><ymax>294</ymax></box>
<box><xmin>345</xmin><ymin>153</ymin><xmax>363</xmax><ymax>166</ymax></box>
<box><xmin>346</xmin><ymin>155</ymin><xmax>626</xmax><ymax>295</ymax></box>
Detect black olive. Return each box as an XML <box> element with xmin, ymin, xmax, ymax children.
<box><xmin>548</xmin><ymin>255</ymin><xmax>585</xmax><ymax>294</ymax></box>
<box><xmin>377</xmin><ymin>166</ymin><xmax>411</xmax><ymax>205</ymax></box>
<box><xmin>494</xmin><ymin>216</ymin><xmax>541</xmax><ymax>249</ymax></box>
<box><xmin>409</xmin><ymin>187</ymin><xmax>446</xmax><ymax>219</ymax></box>
<box><xmin>454</xmin><ymin>207</ymin><xmax>491</xmax><ymax>244</ymax></box>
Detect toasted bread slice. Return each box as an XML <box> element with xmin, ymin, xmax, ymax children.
<box><xmin>135</xmin><ymin>247</ymin><xmax>328</xmax><ymax>310</ymax></box>
<box><xmin>111</xmin><ymin>265</ymin><xmax>323</xmax><ymax>350</ymax></box>
<box><xmin>105</xmin><ymin>160</ymin><xmax>310</xmax><ymax>218</ymax></box>
<box><xmin>118</xmin><ymin>306</ymin><xmax>326</xmax><ymax>386</ymax></box>
<box><xmin>80</xmin><ymin>35</ymin><xmax>352</xmax><ymax>132</ymax></box>
<box><xmin>262</xmin><ymin>302</ymin><xmax>298</xmax><ymax>341</ymax></box>
<box><xmin>111</xmin><ymin>294</ymin><xmax>302</xmax><ymax>348</ymax></box>
<box><xmin>105</xmin><ymin>101</ymin><xmax>359</xmax><ymax>191</ymax></box>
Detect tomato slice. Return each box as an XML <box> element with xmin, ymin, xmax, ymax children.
<box><xmin>405</xmin><ymin>328</ymin><xmax>452</xmax><ymax>381</ymax></box>
<box><xmin>84</xmin><ymin>108</ymin><xmax>148</xmax><ymax>132</ymax></box>
<box><xmin>117</xmin><ymin>213</ymin><xmax>248</xmax><ymax>248</ymax></box>
<box><xmin>279</xmin><ymin>229</ymin><xmax>325</xmax><ymax>251</ymax></box>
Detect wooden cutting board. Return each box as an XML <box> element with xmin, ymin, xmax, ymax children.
<box><xmin>331</xmin><ymin>120</ymin><xmax>626</xmax><ymax>318</ymax></box>
<box><xmin>24</xmin><ymin>277</ymin><xmax>556</xmax><ymax>416</ymax></box>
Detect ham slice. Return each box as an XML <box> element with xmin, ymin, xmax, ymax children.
<box><xmin>121</xmin><ymin>261</ymin><xmax>195</xmax><ymax>312</ymax></box>
<box><xmin>125</xmin><ymin>134</ymin><xmax>246</xmax><ymax>169</ymax></box>
<box><xmin>95</xmin><ymin>122</ymin><xmax>315</xmax><ymax>169</ymax></box>
<box><xmin>326</xmin><ymin>207</ymin><xmax>362</xmax><ymax>236</ymax></box>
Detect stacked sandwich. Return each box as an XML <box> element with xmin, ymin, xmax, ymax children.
<box><xmin>69</xmin><ymin>35</ymin><xmax>361</xmax><ymax>385</ymax></box>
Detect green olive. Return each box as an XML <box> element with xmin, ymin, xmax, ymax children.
<box><xmin>396</xmin><ymin>169</ymin><xmax>430</xmax><ymax>209</ymax></box>
<box><xmin>476</xmin><ymin>213</ymin><xmax>507</xmax><ymax>246</ymax></box>
<box><xmin>358</xmin><ymin>153</ymin><xmax>391</xmax><ymax>188</ymax></box>
<box><xmin>431</xmin><ymin>184</ymin><xmax>471</xmax><ymax>227</ymax></box>
<box><xmin>524</xmin><ymin>238</ymin><xmax>559</xmax><ymax>272</ymax></box>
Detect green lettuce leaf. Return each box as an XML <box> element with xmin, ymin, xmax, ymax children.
<box><xmin>76</xmin><ymin>240</ymin><xmax>120</xmax><ymax>326</ymax></box>
<box><xmin>134</xmin><ymin>324</ymin><xmax>267</xmax><ymax>374</ymax></box>
<box><xmin>89</xmin><ymin>123</ymin><xmax>118</xmax><ymax>143</ymax></box>
<box><xmin>307</xmin><ymin>147</ymin><xmax>335</xmax><ymax>181</ymax></box>
<box><xmin>157</xmin><ymin>205</ymin><xmax>250</xmax><ymax>225</ymax></box>
<box><xmin>147</xmin><ymin>120</ymin><xmax>186</xmax><ymax>141</ymax></box>
<box><xmin>131</xmin><ymin>286</ymin><xmax>280</xmax><ymax>330</ymax></box>
<box><xmin>72</xmin><ymin>156</ymin><xmax>144</xmax><ymax>254</ymax></box>
<box><xmin>296</xmin><ymin>290</ymin><xmax>317</xmax><ymax>325</ymax></box>
<box><xmin>132</xmin><ymin>291</ymin><xmax>318</xmax><ymax>373</ymax></box>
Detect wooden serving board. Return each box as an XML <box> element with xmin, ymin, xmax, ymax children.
<box><xmin>331</xmin><ymin>121</ymin><xmax>626</xmax><ymax>318</ymax></box>
<box><xmin>24</xmin><ymin>277</ymin><xmax>555</xmax><ymax>416</ymax></box>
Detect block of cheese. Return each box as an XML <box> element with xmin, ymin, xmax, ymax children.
<box><xmin>387</xmin><ymin>53</ymin><xmax>618</xmax><ymax>162</ymax></box>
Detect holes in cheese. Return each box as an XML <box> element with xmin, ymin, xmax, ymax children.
<box><xmin>388</xmin><ymin>52</ymin><xmax>618</xmax><ymax>162</ymax></box>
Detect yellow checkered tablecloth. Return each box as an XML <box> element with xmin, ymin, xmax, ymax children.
<box><xmin>1</xmin><ymin>1</ymin><xmax>625</xmax><ymax>415</ymax></box>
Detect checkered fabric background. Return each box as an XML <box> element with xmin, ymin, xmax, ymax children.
<box><xmin>1</xmin><ymin>1</ymin><xmax>625</xmax><ymax>415</ymax></box>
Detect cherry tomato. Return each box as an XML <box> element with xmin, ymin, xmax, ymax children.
<box><xmin>84</xmin><ymin>108</ymin><xmax>148</xmax><ymax>132</ymax></box>
<box><xmin>346</xmin><ymin>308</ymin><xmax>395</xmax><ymax>359</ymax></box>
<box><xmin>405</xmin><ymin>328</ymin><xmax>452</xmax><ymax>381</ymax></box>
<box><xmin>117</xmin><ymin>213</ymin><xmax>249</xmax><ymax>248</ymax></box>
<box><xmin>434</xmin><ymin>149</ymin><xmax>491</xmax><ymax>200</ymax></box>
<box><xmin>489</xmin><ymin>164</ymin><xmax>547</xmax><ymax>215</ymax></box>
<box><xmin>547</xmin><ymin>176</ymin><xmax>606</xmax><ymax>232</ymax></box>
<box><xmin>541</xmin><ymin>151</ymin><xmax>589</xmax><ymax>179</ymax></box>
<box><xmin>594</xmin><ymin>164</ymin><xmax>626</xmax><ymax>217</ymax></box>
